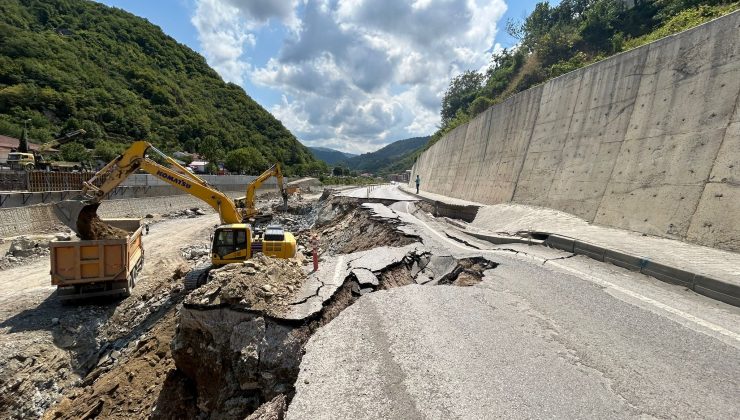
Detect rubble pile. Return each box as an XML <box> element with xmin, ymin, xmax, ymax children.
<box><xmin>185</xmin><ymin>255</ymin><xmax>305</xmax><ymax>317</ymax></box>
<box><xmin>43</xmin><ymin>311</ymin><xmax>197</xmax><ymax>420</ymax></box>
<box><xmin>163</xmin><ymin>207</ymin><xmax>207</xmax><ymax>219</ymax></box>
<box><xmin>180</xmin><ymin>243</ymin><xmax>210</xmax><ymax>263</ymax></box>
<box><xmin>18</xmin><ymin>269</ymin><xmax>189</xmax><ymax>419</ymax></box>
<box><xmin>272</xmin><ymin>199</ymin><xmax>319</xmax><ymax>232</ymax></box>
<box><xmin>0</xmin><ymin>234</ymin><xmax>63</xmax><ymax>269</ymax></box>
<box><xmin>298</xmin><ymin>197</ymin><xmax>416</xmax><ymax>255</ymax></box>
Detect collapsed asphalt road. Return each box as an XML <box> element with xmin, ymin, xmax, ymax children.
<box><xmin>288</xmin><ymin>185</ymin><xmax>740</xmax><ymax>419</ymax></box>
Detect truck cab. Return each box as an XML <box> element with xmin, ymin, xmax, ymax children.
<box><xmin>7</xmin><ymin>152</ymin><xmax>35</xmax><ymax>171</ymax></box>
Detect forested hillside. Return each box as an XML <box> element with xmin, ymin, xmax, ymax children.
<box><xmin>434</xmin><ymin>0</ymin><xmax>740</xmax><ymax>147</ymax></box>
<box><xmin>344</xmin><ymin>136</ymin><xmax>430</xmax><ymax>175</ymax></box>
<box><xmin>309</xmin><ymin>147</ymin><xmax>356</xmax><ymax>165</ymax></box>
<box><xmin>0</xmin><ymin>0</ymin><xmax>317</xmax><ymax>173</ymax></box>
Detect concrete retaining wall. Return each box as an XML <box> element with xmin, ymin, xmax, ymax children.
<box><xmin>0</xmin><ymin>175</ymin><xmax>286</xmax><ymax>208</ymax></box>
<box><xmin>411</xmin><ymin>11</ymin><xmax>740</xmax><ymax>252</ymax></box>
<box><xmin>0</xmin><ymin>192</ymin><xmax>244</xmax><ymax>237</ymax></box>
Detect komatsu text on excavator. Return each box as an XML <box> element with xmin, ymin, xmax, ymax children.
<box><xmin>54</xmin><ymin>141</ymin><xmax>296</xmax><ymax>289</ymax></box>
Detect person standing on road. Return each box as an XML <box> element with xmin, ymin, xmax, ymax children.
<box><xmin>415</xmin><ymin>175</ymin><xmax>421</xmax><ymax>194</ymax></box>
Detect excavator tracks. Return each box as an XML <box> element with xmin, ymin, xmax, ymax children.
<box><xmin>184</xmin><ymin>263</ymin><xmax>211</xmax><ymax>291</ymax></box>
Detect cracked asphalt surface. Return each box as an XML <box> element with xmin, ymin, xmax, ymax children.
<box><xmin>288</xmin><ymin>186</ymin><xmax>740</xmax><ymax>419</ymax></box>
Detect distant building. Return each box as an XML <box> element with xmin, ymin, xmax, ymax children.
<box><xmin>387</xmin><ymin>170</ymin><xmax>411</xmax><ymax>183</ymax></box>
<box><xmin>188</xmin><ymin>160</ymin><xmax>209</xmax><ymax>174</ymax></box>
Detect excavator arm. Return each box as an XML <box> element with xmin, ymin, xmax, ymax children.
<box><xmin>55</xmin><ymin>141</ymin><xmax>242</xmax><ymax>233</ymax></box>
<box><xmin>243</xmin><ymin>163</ymin><xmax>288</xmax><ymax>219</ymax></box>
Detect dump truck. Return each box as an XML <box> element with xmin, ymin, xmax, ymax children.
<box><xmin>50</xmin><ymin>218</ymin><xmax>144</xmax><ymax>301</ymax></box>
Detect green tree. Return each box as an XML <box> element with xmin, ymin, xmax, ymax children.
<box><xmin>18</xmin><ymin>126</ymin><xmax>29</xmax><ymax>152</ymax></box>
<box><xmin>93</xmin><ymin>140</ymin><xmax>125</xmax><ymax>162</ymax></box>
<box><xmin>199</xmin><ymin>135</ymin><xmax>224</xmax><ymax>163</ymax></box>
<box><xmin>440</xmin><ymin>70</ymin><xmax>484</xmax><ymax>126</ymax></box>
<box><xmin>224</xmin><ymin>147</ymin><xmax>268</xmax><ymax>174</ymax></box>
<box><xmin>59</xmin><ymin>142</ymin><xmax>91</xmax><ymax>162</ymax></box>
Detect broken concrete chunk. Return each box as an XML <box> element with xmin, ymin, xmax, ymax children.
<box><xmin>352</xmin><ymin>268</ymin><xmax>379</xmax><ymax>287</ymax></box>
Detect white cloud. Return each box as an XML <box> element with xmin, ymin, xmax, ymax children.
<box><xmin>191</xmin><ymin>0</ymin><xmax>252</xmax><ymax>84</ymax></box>
<box><xmin>193</xmin><ymin>0</ymin><xmax>508</xmax><ymax>153</ymax></box>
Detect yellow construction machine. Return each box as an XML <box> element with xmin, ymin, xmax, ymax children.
<box><xmin>237</xmin><ymin>163</ymin><xmax>289</xmax><ymax>224</ymax></box>
<box><xmin>54</xmin><ymin>141</ymin><xmax>296</xmax><ymax>289</ymax></box>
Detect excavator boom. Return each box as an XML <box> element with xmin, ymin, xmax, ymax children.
<box><xmin>243</xmin><ymin>163</ymin><xmax>288</xmax><ymax>219</ymax></box>
<box><xmin>55</xmin><ymin>141</ymin><xmax>242</xmax><ymax>235</ymax></box>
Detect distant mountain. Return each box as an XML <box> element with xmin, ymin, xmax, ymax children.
<box><xmin>344</xmin><ymin>136</ymin><xmax>430</xmax><ymax>175</ymax></box>
<box><xmin>308</xmin><ymin>147</ymin><xmax>356</xmax><ymax>165</ymax></box>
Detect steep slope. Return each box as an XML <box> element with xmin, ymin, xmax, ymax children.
<box><xmin>345</xmin><ymin>136</ymin><xmax>429</xmax><ymax>174</ymax></box>
<box><xmin>309</xmin><ymin>147</ymin><xmax>355</xmax><ymax>165</ymax></box>
<box><xmin>0</xmin><ymin>0</ymin><xmax>315</xmax><ymax>168</ymax></box>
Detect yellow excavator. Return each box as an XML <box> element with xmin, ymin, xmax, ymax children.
<box><xmin>237</xmin><ymin>163</ymin><xmax>289</xmax><ymax>224</ymax></box>
<box><xmin>54</xmin><ymin>141</ymin><xmax>296</xmax><ymax>289</ymax></box>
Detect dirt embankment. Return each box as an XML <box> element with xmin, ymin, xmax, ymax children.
<box><xmin>42</xmin><ymin>309</ymin><xmax>197</xmax><ymax>420</ymax></box>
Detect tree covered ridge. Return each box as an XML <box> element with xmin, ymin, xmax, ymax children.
<box><xmin>434</xmin><ymin>0</ymin><xmax>739</xmax><ymax>148</ymax></box>
<box><xmin>0</xmin><ymin>0</ymin><xmax>318</xmax><ymax>173</ymax></box>
<box><xmin>343</xmin><ymin>136</ymin><xmax>431</xmax><ymax>175</ymax></box>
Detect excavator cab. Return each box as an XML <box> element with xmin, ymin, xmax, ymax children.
<box><xmin>211</xmin><ymin>224</ymin><xmax>296</xmax><ymax>266</ymax></box>
<box><xmin>211</xmin><ymin>224</ymin><xmax>251</xmax><ymax>264</ymax></box>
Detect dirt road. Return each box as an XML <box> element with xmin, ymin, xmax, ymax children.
<box><xmin>0</xmin><ymin>214</ymin><xmax>218</xmax><ymax>304</ymax></box>
<box><xmin>0</xmin><ymin>213</ymin><xmax>219</xmax><ymax>419</ymax></box>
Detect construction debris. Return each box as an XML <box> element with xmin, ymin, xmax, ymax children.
<box><xmin>0</xmin><ymin>234</ymin><xmax>61</xmax><ymax>270</ymax></box>
<box><xmin>163</xmin><ymin>207</ymin><xmax>207</xmax><ymax>219</ymax></box>
<box><xmin>184</xmin><ymin>255</ymin><xmax>305</xmax><ymax>317</ymax></box>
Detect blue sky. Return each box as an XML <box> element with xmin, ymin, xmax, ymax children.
<box><xmin>98</xmin><ymin>0</ymin><xmax>557</xmax><ymax>153</ymax></box>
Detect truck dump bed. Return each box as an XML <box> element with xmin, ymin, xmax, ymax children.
<box><xmin>51</xmin><ymin>218</ymin><xmax>144</xmax><ymax>300</ymax></box>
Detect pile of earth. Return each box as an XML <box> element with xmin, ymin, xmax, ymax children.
<box><xmin>74</xmin><ymin>204</ymin><xmax>128</xmax><ymax>240</ymax></box>
<box><xmin>185</xmin><ymin>255</ymin><xmax>306</xmax><ymax>317</ymax></box>
<box><xmin>87</xmin><ymin>218</ymin><xmax>129</xmax><ymax>240</ymax></box>
<box><xmin>35</xmin><ymin>269</ymin><xmax>191</xmax><ymax>420</ymax></box>
<box><xmin>0</xmin><ymin>233</ymin><xmax>69</xmax><ymax>270</ymax></box>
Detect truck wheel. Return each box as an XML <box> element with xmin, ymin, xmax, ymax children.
<box><xmin>25</xmin><ymin>164</ymin><xmax>34</xmax><ymax>171</ymax></box>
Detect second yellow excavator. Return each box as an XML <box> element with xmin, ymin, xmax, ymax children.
<box><xmin>54</xmin><ymin>141</ymin><xmax>297</xmax><ymax>289</ymax></box>
<box><xmin>236</xmin><ymin>163</ymin><xmax>289</xmax><ymax>224</ymax></box>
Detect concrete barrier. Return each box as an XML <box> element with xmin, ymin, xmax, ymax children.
<box><xmin>543</xmin><ymin>235</ymin><xmax>739</xmax><ymax>306</ymax></box>
<box><xmin>694</xmin><ymin>275</ymin><xmax>740</xmax><ymax>307</ymax></box>
<box><xmin>411</xmin><ymin>11</ymin><xmax>740</xmax><ymax>253</ymax></box>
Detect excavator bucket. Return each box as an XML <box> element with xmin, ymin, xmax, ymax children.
<box><xmin>54</xmin><ymin>199</ymin><xmax>100</xmax><ymax>236</ymax></box>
